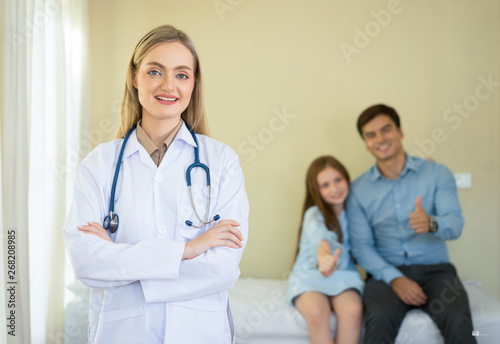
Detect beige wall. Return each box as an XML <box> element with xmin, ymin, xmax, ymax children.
<box><xmin>89</xmin><ymin>0</ymin><xmax>500</xmax><ymax>298</ymax></box>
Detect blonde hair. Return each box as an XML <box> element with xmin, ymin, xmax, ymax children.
<box><xmin>115</xmin><ymin>25</ymin><xmax>208</xmax><ymax>138</ymax></box>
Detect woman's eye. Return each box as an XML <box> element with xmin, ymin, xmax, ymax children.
<box><xmin>176</xmin><ymin>73</ymin><xmax>188</xmax><ymax>80</ymax></box>
<box><xmin>148</xmin><ymin>70</ymin><xmax>161</xmax><ymax>76</ymax></box>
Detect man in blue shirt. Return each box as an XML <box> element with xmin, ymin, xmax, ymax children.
<box><xmin>347</xmin><ymin>104</ymin><xmax>475</xmax><ymax>344</ymax></box>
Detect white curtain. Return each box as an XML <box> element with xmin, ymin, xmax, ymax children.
<box><xmin>2</xmin><ymin>2</ymin><xmax>36</xmax><ymax>343</ymax></box>
<box><xmin>1</xmin><ymin>0</ymin><xmax>91</xmax><ymax>343</ymax></box>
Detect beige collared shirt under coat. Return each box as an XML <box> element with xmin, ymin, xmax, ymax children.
<box><xmin>135</xmin><ymin>119</ymin><xmax>183</xmax><ymax>166</ymax></box>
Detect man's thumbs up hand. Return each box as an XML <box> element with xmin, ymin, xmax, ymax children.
<box><xmin>409</xmin><ymin>196</ymin><xmax>431</xmax><ymax>234</ymax></box>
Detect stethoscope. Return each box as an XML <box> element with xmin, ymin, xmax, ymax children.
<box><xmin>103</xmin><ymin>122</ymin><xmax>219</xmax><ymax>233</ymax></box>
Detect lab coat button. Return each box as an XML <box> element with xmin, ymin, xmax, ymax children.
<box><xmin>158</xmin><ymin>225</ymin><xmax>167</xmax><ymax>234</ymax></box>
<box><xmin>155</xmin><ymin>174</ymin><xmax>163</xmax><ymax>183</ymax></box>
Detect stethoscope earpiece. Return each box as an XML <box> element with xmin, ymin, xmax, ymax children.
<box><xmin>185</xmin><ymin>214</ymin><xmax>220</xmax><ymax>228</ymax></box>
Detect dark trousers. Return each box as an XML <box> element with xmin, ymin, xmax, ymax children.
<box><xmin>363</xmin><ymin>263</ymin><xmax>476</xmax><ymax>344</ymax></box>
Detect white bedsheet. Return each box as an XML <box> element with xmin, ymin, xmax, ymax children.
<box><xmin>229</xmin><ymin>278</ymin><xmax>500</xmax><ymax>344</ymax></box>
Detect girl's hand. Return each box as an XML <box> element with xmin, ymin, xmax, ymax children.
<box><xmin>78</xmin><ymin>221</ymin><xmax>114</xmax><ymax>243</ymax></box>
<box><xmin>317</xmin><ymin>239</ymin><xmax>340</xmax><ymax>277</ymax></box>
<box><xmin>182</xmin><ymin>220</ymin><xmax>243</xmax><ymax>260</ymax></box>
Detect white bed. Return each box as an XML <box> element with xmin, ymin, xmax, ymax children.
<box><xmin>229</xmin><ymin>278</ymin><xmax>500</xmax><ymax>344</ymax></box>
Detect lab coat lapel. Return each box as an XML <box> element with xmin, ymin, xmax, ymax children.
<box><xmin>175</xmin><ymin>121</ymin><xmax>197</xmax><ymax>148</ymax></box>
<box><xmin>121</xmin><ymin>129</ymin><xmax>158</xmax><ymax>170</ymax></box>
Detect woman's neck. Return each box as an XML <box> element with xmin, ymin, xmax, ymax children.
<box><xmin>141</xmin><ymin>117</ymin><xmax>182</xmax><ymax>149</ymax></box>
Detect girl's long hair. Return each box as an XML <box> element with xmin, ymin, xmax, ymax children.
<box><xmin>115</xmin><ymin>25</ymin><xmax>208</xmax><ymax>138</ymax></box>
<box><xmin>294</xmin><ymin>156</ymin><xmax>350</xmax><ymax>259</ymax></box>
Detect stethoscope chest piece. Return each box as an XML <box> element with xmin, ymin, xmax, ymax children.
<box><xmin>103</xmin><ymin>211</ymin><xmax>119</xmax><ymax>233</ymax></box>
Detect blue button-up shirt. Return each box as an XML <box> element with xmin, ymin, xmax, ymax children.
<box><xmin>346</xmin><ymin>154</ymin><xmax>464</xmax><ymax>284</ymax></box>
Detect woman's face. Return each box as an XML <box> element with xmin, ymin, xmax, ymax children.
<box><xmin>133</xmin><ymin>42</ymin><xmax>195</xmax><ymax>124</ymax></box>
<box><xmin>316</xmin><ymin>166</ymin><xmax>349</xmax><ymax>212</ymax></box>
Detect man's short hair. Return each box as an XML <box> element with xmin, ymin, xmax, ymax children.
<box><xmin>357</xmin><ymin>104</ymin><xmax>401</xmax><ymax>138</ymax></box>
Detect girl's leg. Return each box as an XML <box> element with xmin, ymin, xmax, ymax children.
<box><xmin>330</xmin><ymin>289</ymin><xmax>363</xmax><ymax>344</ymax></box>
<box><xmin>295</xmin><ymin>291</ymin><xmax>334</xmax><ymax>344</ymax></box>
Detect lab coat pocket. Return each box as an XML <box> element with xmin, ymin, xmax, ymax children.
<box><xmin>167</xmin><ymin>299</ymin><xmax>227</xmax><ymax>344</ymax></box>
<box><xmin>178</xmin><ymin>181</ymin><xmax>219</xmax><ymax>240</ymax></box>
<box><xmin>94</xmin><ymin>305</ymin><xmax>147</xmax><ymax>344</ymax></box>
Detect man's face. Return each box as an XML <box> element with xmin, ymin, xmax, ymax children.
<box><xmin>361</xmin><ymin>114</ymin><xmax>404</xmax><ymax>162</ymax></box>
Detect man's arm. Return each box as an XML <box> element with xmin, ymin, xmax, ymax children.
<box><xmin>347</xmin><ymin>189</ymin><xmax>427</xmax><ymax>306</ymax></box>
<box><xmin>346</xmin><ymin>192</ymin><xmax>402</xmax><ymax>284</ymax></box>
<box><xmin>408</xmin><ymin>164</ymin><xmax>464</xmax><ymax>237</ymax></box>
<box><xmin>432</xmin><ymin>164</ymin><xmax>464</xmax><ymax>240</ymax></box>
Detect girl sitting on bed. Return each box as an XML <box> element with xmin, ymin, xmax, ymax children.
<box><xmin>288</xmin><ymin>156</ymin><xmax>363</xmax><ymax>344</ymax></box>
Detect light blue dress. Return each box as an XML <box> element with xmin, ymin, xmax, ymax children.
<box><xmin>287</xmin><ymin>206</ymin><xmax>364</xmax><ymax>304</ymax></box>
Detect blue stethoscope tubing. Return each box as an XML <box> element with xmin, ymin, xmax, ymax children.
<box><xmin>103</xmin><ymin>122</ymin><xmax>219</xmax><ymax>233</ymax></box>
<box><xmin>102</xmin><ymin>124</ymin><xmax>136</xmax><ymax>233</ymax></box>
<box><xmin>184</xmin><ymin>125</ymin><xmax>220</xmax><ymax>228</ymax></box>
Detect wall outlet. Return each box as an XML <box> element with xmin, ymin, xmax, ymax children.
<box><xmin>454</xmin><ymin>173</ymin><xmax>472</xmax><ymax>189</ymax></box>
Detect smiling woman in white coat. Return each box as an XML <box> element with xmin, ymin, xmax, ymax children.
<box><xmin>63</xmin><ymin>25</ymin><xmax>249</xmax><ymax>344</ymax></box>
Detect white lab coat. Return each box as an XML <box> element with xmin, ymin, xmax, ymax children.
<box><xmin>63</xmin><ymin>122</ymin><xmax>249</xmax><ymax>344</ymax></box>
